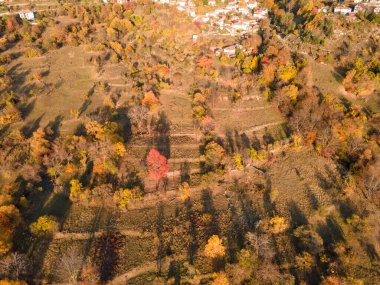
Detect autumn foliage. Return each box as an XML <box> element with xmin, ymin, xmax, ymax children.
<box><xmin>146</xmin><ymin>148</ymin><xmax>169</xmax><ymax>181</ymax></box>
<box><xmin>204</xmin><ymin>235</ymin><xmax>226</xmax><ymax>259</ymax></box>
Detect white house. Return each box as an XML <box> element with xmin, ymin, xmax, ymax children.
<box><xmin>318</xmin><ymin>7</ymin><xmax>329</xmax><ymax>13</ymax></box>
<box><xmin>247</xmin><ymin>0</ymin><xmax>258</xmax><ymax>9</ymax></box>
<box><xmin>223</xmin><ymin>45</ymin><xmax>237</xmax><ymax>57</ymax></box>
<box><xmin>334</xmin><ymin>6</ymin><xmax>352</xmax><ymax>14</ymax></box>
<box><xmin>231</xmin><ymin>21</ymin><xmax>249</xmax><ymax>30</ymax></box>
<box><xmin>238</xmin><ymin>7</ymin><xmax>251</xmax><ymax>15</ymax></box>
<box><xmin>253</xmin><ymin>8</ymin><xmax>268</xmax><ymax>19</ymax></box>
<box><xmin>208</xmin><ymin>0</ymin><xmax>216</xmax><ymax>6</ymax></box>
<box><xmin>177</xmin><ymin>0</ymin><xmax>187</xmax><ymax>7</ymax></box>
<box><xmin>374</xmin><ymin>6</ymin><xmax>380</xmax><ymax>14</ymax></box>
<box><xmin>353</xmin><ymin>5</ymin><xmax>365</xmax><ymax>12</ymax></box>
<box><xmin>19</xmin><ymin>11</ymin><xmax>35</xmax><ymax>21</ymax></box>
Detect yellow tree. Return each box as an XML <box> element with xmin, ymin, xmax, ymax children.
<box><xmin>142</xmin><ymin>91</ymin><xmax>159</xmax><ymax>111</ymax></box>
<box><xmin>204</xmin><ymin>235</ymin><xmax>226</xmax><ymax>259</ymax></box>
<box><xmin>269</xmin><ymin>216</ymin><xmax>288</xmax><ymax>234</ymax></box>
<box><xmin>30</xmin><ymin>128</ymin><xmax>50</xmax><ymax>159</ymax></box>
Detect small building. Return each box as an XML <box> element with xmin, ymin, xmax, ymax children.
<box><xmin>253</xmin><ymin>8</ymin><xmax>268</xmax><ymax>19</ymax></box>
<box><xmin>353</xmin><ymin>5</ymin><xmax>365</xmax><ymax>13</ymax></box>
<box><xmin>334</xmin><ymin>6</ymin><xmax>352</xmax><ymax>15</ymax></box>
<box><xmin>208</xmin><ymin>0</ymin><xmax>216</xmax><ymax>6</ymax></box>
<box><xmin>247</xmin><ymin>0</ymin><xmax>258</xmax><ymax>9</ymax></box>
<box><xmin>238</xmin><ymin>7</ymin><xmax>251</xmax><ymax>15</ymax></box>
<box><xmin>374</xmin><ymin>6</ymin><xmax>380</xmax><ymax>14</ymax></box>
<box><xmin>19</xmin><ymin>11</ymin><xmax>35</xmax><ymax>21</ymax></box>
<box><xmin>318</xmin><ymin>6</ymin><xmax>329</xmax><ymax>13</ymax></box>
<box><xmin>177</xmin><ymin>0</ymin><xmax>187</xmax><ymax>7</ymax></box>
<box><xmin>223</xmin><ymin>45</ymin><xmax>237</xmax><ymax>57</ymax></box>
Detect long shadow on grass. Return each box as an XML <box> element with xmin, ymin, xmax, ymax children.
<box><xmin>167</xmin><ymin>260</ymin><xmax>181</xmax><ymax>285</ymax></box>
<box><xmin>287</xmin><ymin>201</ymin><xmax>308</xmax><ymax>230</ymax></box>
<box><xmin>17</xmin><ymin>190</ymin><xmax>72</xmax><ymax>281</ymax></box>
<box><xmin>316</xmin><ymin>215</ymin><xmax>345</xmax><ymax>250</ymax></box>
<box><xmin>21</xmin><ymin>114</ymin><xmax>44</xmax><ymax>137</ymax></box>
<box><xmin>79</xmin><ymin>85</ymin><xmax>95</xmax><ymax>116</ymax></box>
<box><xmin>227</xmin><ymin>181</ymin><xmax>260</xmax><ymax>263</ymax></box>
<box><xmin>19</xmin><ymin>99</ymin><xmax>36</xmax><ymax>119</ymax></box>
<box><xmin>45</xmin><ymin>115</ymin><xmax>63</xmax><ymax>141</ymax></box>
<box><xmin>201</xmin><ymin>189</ymin><xmax>220</xmax><ymax>237</ymax></box>
<box><xmin>94</xmin><ymin>231</ymin><xmax>125</xmax><ymax>282</ymax></box>
<box><xmin>263</xmin><ymin>173</ymin><xmax>276</xmax><ymax>217</ymax></box>
<box><xmin>185</xmin><ymin>199</ymin><xmax>199</xmax><ymax>264</ymax></box>
<box><xmin>155</xmin><ymin>111</ymin><xmax>171</xmax><ymax>159</ymax></box>
<box><xmin>156</xmin><ymin>202</ymin><xmax>165</xmax><ymax>276</ymax></box>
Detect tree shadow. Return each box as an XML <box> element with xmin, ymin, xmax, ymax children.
<box><xmin>234</xmin><ymin>130</ymin><xmax>241</xmax><ymax>151</ymax></box>
<box><xmin>251</xmin><ymin>135</ymin><xmax>261</xmax><ymax>150</ymax></box>
<box><xmin>156</xmin><ymin>202</ymin><xmax>165</xmax><ymax>276</ymax></box>
<box><xmin>115</xmin><ymin>107</ymin><xmax>132</xmax><ymax>143</ymax></box>
<box><xmin>263</xmin><ymin>130</ymin><xmax>275</xmax><ymax>146</ymax></box>
<box><xmin>306</xmin><ymin>185</ymin><xmax>319</xmax><ymax>211</ymax></box>
<box><xmin>180</xmin><ymin>162</ymin><xmax>190</xmax><ymax>183</ymax></box>
<box><xmin>337</xmin><ymin>198</ymin><xmax>357</xmax><ymax>220</ymax></box>
<box><xmin>185</xmin><ymin>199</ymin><xmax>198</xmax><ymax>264</ymax></box>
<box><xmin>316</xmin><ymin>215</ymin><xmax>345</xmax><ymax>248</ymax></box>
<box><xmin>240</xmin><ymin>132</ymin><xmax>250</xmax><ymax>149</ymax></box>
<box><xmin>225</xmin><ymin>129</ymin><xmax>235</xmax><ymax>154</ymax></box>
<box><xmin>93</xmin><ymin>231</ymin><xmax>125</xmax><ymax>282</ymax></box>
<box><xmin>79</xmin><ymin>85</ymin><xmax>95</xmax><ymax>116</ymax></box>
<box><xmin>45</xmin><ymin>115</ymin><xmax>63</xmax><ymax>141</ymax></box>
<box><xmin>201</xmin><ymin>189</ymin><xmax>220</xmax><ymax>237</ymax></box>
<box><xmin>155</xmin><ymin>112</ymin><xmax>171</xmax><ymax>159</ymax></box>
<box><xmin>19</xmin><ymin>98</ymin><xmax>36</xmax><ymax>119</ymax></box>
<box><xmin>359</xmin><ymin>240</ymin><xmax>379</xmax><ymax>261</ymax></box>
<box><xmin>263</xmin><ymin>174</ymin><xmax>276</xmax><ymax>216</ymax></box>
<box><xmin>21</xmin><ymin>114</ymin><xmax>44</xmax><ymax>137</ymax></box>
<box><xmin>167</xmin><ymin>260</ymin><xmax>181</xmax><ymax>285</ymax></box>
<box><xmin>287</xmin><ymin>201</ymin><xmax>308</xmax><ymax>229</ymax></box>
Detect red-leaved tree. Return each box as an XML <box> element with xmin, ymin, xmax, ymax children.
<box><xmin>146</xmin><ymin>148</ymin><xmax>169</xmax><ymax>181</ymax></box>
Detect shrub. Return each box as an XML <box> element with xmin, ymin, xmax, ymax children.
<box><xmin>269</xmin><ymin>216</ymin><xmax>288</xmax><ymax>234</ymax></box>
<box><xmin>29</xmin><ymin>215</ymin><xmax>59</xmax><ymax>237</ymax></box>
<box><xmin>24</xmin><ymin>48</ymin><xmax>41</xmax><ymax>58</ymax></box>
<box><xmin>113</xmin><ymin>187</ymin><xmax>143</xmax><ymax>208</ymax></box>
<box><xmin>204</xmin><ymin>235</ymin><xmax>226</xmax><ymax>259</ymax></box>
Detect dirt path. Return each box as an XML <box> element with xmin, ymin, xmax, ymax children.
<box><xmin>168</xmin><ymin>157</ymin><xmax>203</xmax><ymax>163</ymax></box>
<box><xmin>128</xmin><ymin>144</ymin><xmax>199</xmax><ymax>149</ymax></box>
<box><xmin>237</xmin><ymin>120</ymin><xmax>285</xmax><ymax>134</ymax></box>
<box><xmin>108</xmin><ymin>254</ymin><xmax>186</xmax><ymax>285</ymax></box>
<box><xmin>53</xmin><ymin>229</ymin><xmax>154</xmax><ymax>240</ymax></box>
<box><xmin>213</xmin><ymin>106</ymin><xmax>274</xmax><ymax>112</ymax></box>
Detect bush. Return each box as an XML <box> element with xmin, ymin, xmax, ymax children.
<box><xmin>29</xmin><ymin>215</ymin><xmax>59</xmax><ymax>237</ymax></box>
<box><xmin>24</xmin><ymin>48</ymin><xmax>41</xmax><ymax>58</ymax></box>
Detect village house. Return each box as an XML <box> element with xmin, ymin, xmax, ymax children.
<box><xmin>176</xmin><ymin>0</ymin><xmax>187</xmax><ymax>7</ymax></box>
<box><xmin>247</xmin><ymin>0</ymin><xmax>258</xmax><ymax>9</ymax></box>
<box><xmin>353</xmin><ymin>4</ymin><xmax>365</xmax><ymax>12</ymax></box>
<box><xmin>238</xmin><ymin>7</ymin><xmax>251</xmax><ymax>15</ymax></box>
<box><xmin>208</xmin><ymin>0</ymin><xmax>216</xmax><ymax>6</ymax></box>
<box><xmin>19</xmin><ymin>11</ymin><xmax>35</xmax><ymax>21</ymax></box>
<box><xmin>374</xmin><ymin>6</ymin><xmax>380</xmax><ymax>13</ymax></box>
<box><xmin>253</xmin><ymin>8</ymin><xmax>268</xmax><ymax>19</ymax></box>
<box><xmin>318</xmin><ymin>6</ymin><xmax>329</xmax><ymax>13</ymax></box>
<box><xmin>334</xmin><ymin>6</ymin><xmax>352</xmax><ymax>14</ymax></box>
<box><xmin>222</xmin><ymin>44</ymin><xmax>243</xmax><ymax>57</ymax></box>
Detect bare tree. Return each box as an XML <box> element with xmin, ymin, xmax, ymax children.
<box><xmin>364</xmin><ymin>174</ymin><xmax>380</xmax><ymax>199</ymax></box>
<box><xmin>57</xmin><ymin>249</ymin><xmax>82</xmax><ymax>283</ymax></box>
<box><xmin>0</xmin><ymin>252</ymin><xmax>30</xmax><ymax>280</ymax></box>
<box><xmin>129</xmin><ymin>105</ymin><xmax>149</xmax><ymax>134</ymax></box>
<box><xmin>245</xmin><ymin>232</ymin><xmax>273</xmax><ymax>261</ymax></box>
